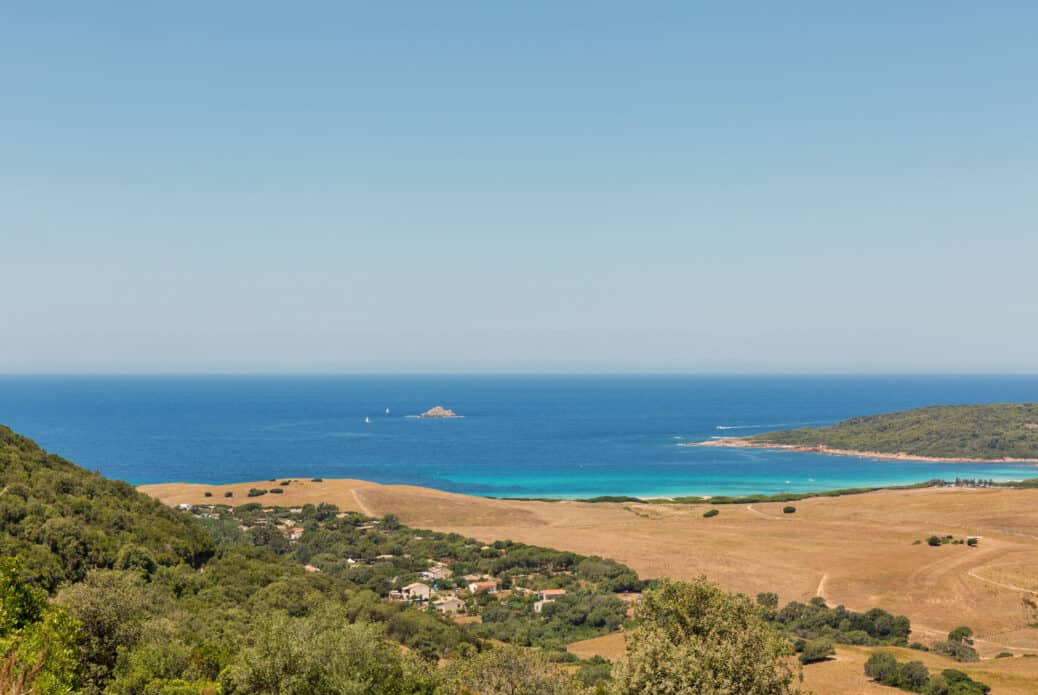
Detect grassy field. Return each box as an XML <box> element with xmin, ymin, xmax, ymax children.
<box><xmin>144</xmin><ymin>479</ymin><xmax>1038</xmax><ymax>690</ymax></box>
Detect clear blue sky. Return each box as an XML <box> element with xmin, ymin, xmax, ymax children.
<box><xmin>2</xmin><ymin>2</ymin><xmax>1036</xmax><ymax>373</ymax></box>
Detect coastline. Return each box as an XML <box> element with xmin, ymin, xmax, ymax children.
<box><xmin>687</xmin><ymin>437</ymin><xmax>1038</xmax><ymax>465</ymax></box>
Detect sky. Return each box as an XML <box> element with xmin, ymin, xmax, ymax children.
<box><xmin>2</xmin><ymin>2</ymin><xmax>1037</xmax><ymax>374</ymax></box>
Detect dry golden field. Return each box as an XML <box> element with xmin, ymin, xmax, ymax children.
<box><xmin>142</xmin><ymin>479</ymin><xmax>1038</xmax><ymax>691</ymax></box>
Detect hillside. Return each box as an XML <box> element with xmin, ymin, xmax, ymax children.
<box><xmin>0</xmin><ymin>424</ymin><xmax>215</xmax><ymax>590</ymax></box>
<box><xmin>746</xmin><ymin>403</ymin><xmax>1038</xmax><ymax>460</ymax></box>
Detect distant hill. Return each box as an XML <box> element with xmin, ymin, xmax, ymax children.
<box><xmin>748</xmin><ymin>403</ymin><xmax>1038</xmax><ymax>460</ymax></box>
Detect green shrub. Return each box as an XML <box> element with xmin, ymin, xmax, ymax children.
<box><xmin>783</xmin><ymin>506</ymin><xmax>796</xmax><ymax>514</ymax></box>
<box><xmin>702</xmin><ymin>509</ymin><xmax>719</xmax><ymax>518</ymax></box>
<box><xmin>927</xmin><ymin>536</ymin><xmax>941</xmax><ymax>547</ymax></box>
<box><xmin>247</xmin><ymin>489</ymin><xmax>268</xmax><ymax>498</ymax></box>
<box><xmin>269</xmin><ymin>488</ymin><xmax>284</xmax><ymax>494</ymax></box>
<box><xmin>967</xmin><ymin>537</ymin><xmax>978</xmax><ymax>547</ymax></box>
<box><xmin>280</xmin><ymin>480</ymin><xmax>291</xmax><ymax>486</ymax></box>
<box><xmin>897</xmin><ymin>660</ymin><xmax>930</xmax><ymax>690</ymax></box>
<box><xmin>995</xmin><ymin>651</ymin><xmax>1013</xmax><ymax>658</ymax></box>
<box><xmin>864</xmin><ymin>651</ymin><xmax>897</xmax><ymax>682</ymax></box>
<box><xmin>799</xmin><ymin>638</ymin><xmax>834</xmax><ymax>664</ymax></box>
<box><xmin>311</xmin><ymin>478</ymin><xmax>323</xmax><ymax>482</ymax></box>
<box><xmin>204</xmin><ymin>492</ymin><xmax>213</xmax><ymax>498</ymax></box>
<box><xmin>224</xmin><ymin>491</ymin><xmax>233</xmax><ymax>498</ymax></box>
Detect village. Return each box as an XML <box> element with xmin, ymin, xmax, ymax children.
<box><xmin>180</xmin><ymin>497</ymin><xmax>645</xmax><ymax>649</ymax></box>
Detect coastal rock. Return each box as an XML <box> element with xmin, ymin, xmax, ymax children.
<box><xmin>420</xmin><ymin>405</ymin><xmax>459</xmax><ymax>418</ymax></box>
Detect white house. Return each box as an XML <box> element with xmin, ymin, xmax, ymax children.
<box><xmin>401</xmin><ymin>582</ymin><xmax>431</xmax><ymax>601</ymax></box>
<box><xmin>434</xmin><ymin>597</ymin><xmax>465</xmax><ymax>615</ymax></box>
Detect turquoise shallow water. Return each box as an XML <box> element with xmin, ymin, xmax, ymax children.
<box><xmin>1</xmin><ymin>375</ymin><xmax>1036</xmax><ymax>498</ymax></box>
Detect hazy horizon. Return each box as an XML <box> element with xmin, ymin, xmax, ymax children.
<box><xmin>4</xmin><ymin>3</ymin><xmax>1037</xmax><ymax>374</ymax></box>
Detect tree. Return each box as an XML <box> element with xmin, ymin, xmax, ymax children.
<box><xmin>864</xmin><ymin>651</ymin><xmax>897</xmax><ymax>683</ymax></box>
<box><xmin>221</xmin><ymin>607</ymin><xmax>435</xmax><ymax>695</ymax></box>
<box><xmin>933</xmin><ymin>626</ymin><xmax>979</xmax><ymax>663</ymax></box>
<box><xmin>799</xmin><ymin>638</ymin><xmax>834</xmax><ymax>664</ymax></box>
<box><xmin>898</xmin><ymin>660</ymin><xmax>930</xmax><ymax>690</ymax></box>
<box><xmin>443</xmin><ymin>645</ymin><xmax>585</xmax><ymax>695</ymax></box>
<box><xmin>0</xmin><ymin>558</ymin><xmax>46</xmax><ymax>635</ymax></box>
<box><xmin>611</xmin><ymin>578</ymin><xmax>800</xmax><ymax>694</ymax></box>
<box><xmin>55</xmin><ymin>570</ymin><xmax>149</xmax><ymax>690</ymax></box>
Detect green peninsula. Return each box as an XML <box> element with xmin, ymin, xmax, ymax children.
<box><xmin>741</xmin><ymin>403</ymin><xmax>1038</xmax><ymax>461</ymax></box>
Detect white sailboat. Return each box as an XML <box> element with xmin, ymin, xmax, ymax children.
<box><xmin>364</xmin><ymin>416</ymin><xmax>372</xmax><ymax>424</ymax></box>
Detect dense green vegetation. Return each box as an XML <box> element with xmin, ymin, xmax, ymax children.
<box><xmin>864</xmin><ymin>651</ymin><xmax>990</xmax><ymax>694</ymax></box>
<box><xmin>760</xmin><ymin>594</ymin><xmax>912</xmax><ymax>647</ymax></box>
<box><xmin>749</xmin><ymin>403</ymin><xmax>1038</xmax><ymax>459</ymax></box>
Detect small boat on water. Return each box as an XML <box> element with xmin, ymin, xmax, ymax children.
<box><xmin>364</xmin><ymin>416</ymin><xmax>372</xmax><ymax>424</ymax></box>
<box><xmin>385</xmin><ymin>408</ymin><xmax>390</xmax><ymax>415</ymax></box>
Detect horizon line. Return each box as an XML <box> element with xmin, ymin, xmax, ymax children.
<box><xmin>3</xmin><ymin>371</ymin><xmax>1038</xmax><ymax>378</ymax></box>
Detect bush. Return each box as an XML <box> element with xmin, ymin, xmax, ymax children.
<box><xmin>247</xmin><ymin>489</ymin><xmax>268</xmax><ymax>498</ymax></box>
<box><xmin>269</xmin><ymin>488</ymin><xmax>284</xmax><ymax>494</ymax></box>
<box><xmin>204</xmin><ymin>492</ymin><xmax>213</xmax><ymax>498</ymax></box>
<box><xmin>703</xmin><ymin>509</ymin><xmax>719</xmax><ymax>518</ymax></box>
<box><xmin>995</xmin><ymin>651</ymin><xmax>1013</xmax><ymax>658</ymax></box>
<box><xmin>864</xmin><ymin>651</ymin><xmax>898</xmax><ymax>682</ymax></box>
<box><xmin>280</xmin><ymin>480</ymin><xmax>292</xmax><ymax>486</ymax></box>
<box><xmin>311</xmin><ymin>478</ymin><xmax>323</xmax><ymax>482</ymax></box>
<box><xmin>967</xmin><ymin>537</ymin><xmax>978</xmax><ymax>547</ymax></box>
<box><xmin>897</xmin><ymin>660</ymin><xmax>930</xmax><ymax>690</ymax></box>
<box><xmin>909</xmin><ymin>642</ymin><xmax>929</xmax><ymax>651</ymax></box>
<box><xmin>927</xmin><ymin>536</ymin><xmax>941</xmax><ymax>547</ymax></box>
<box><xmin>224</xmin><ymin>491</ymin><xmax>233</xmax><ymax>498</ymax></box>
<box><xmin>783</xmin><ymin>506</ymin><xmax>796</xmax><ymax>514</ymax></box>
<box><xmin>799</xmin><ymin>638</ymin><xmax>834</xmax><ymax>664</ymax></box>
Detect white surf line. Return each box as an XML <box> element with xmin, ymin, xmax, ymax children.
<box><xmin>967</xmin><ymin>568</ymin><xmax>1037</xmax><ymax>595</ymax></box>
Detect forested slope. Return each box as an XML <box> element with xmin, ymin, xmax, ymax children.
<box><xmin>750</xmin><ymin>404</ymin><xmax>1038</xmax><ymax>459</ymax></box>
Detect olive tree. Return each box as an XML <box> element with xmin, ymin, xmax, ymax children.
<box><xmin>612</xmin><ymin>577</ymin><xmax>801</xmax><ymax>694</ymax></box>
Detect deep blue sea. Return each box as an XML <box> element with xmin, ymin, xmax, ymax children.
<box><xmin>1</xmin><ymin>375</ymin><xmax>1037</xmax><ymax>498</ymax></box>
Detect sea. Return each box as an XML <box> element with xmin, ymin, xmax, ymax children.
<box><xmin>1</xmin><ymin>375</ymin><xmax>1037</xmax><ymax>499</ymax></box>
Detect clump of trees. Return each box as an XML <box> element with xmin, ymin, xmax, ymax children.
<box><xmin>864</xmin><ymin>651</ymin><xmax>989</xmax><ymax>694</ymax></box>
<box><xmin>766</xmin><ymin>595</ymin><xmax>911</xmax><ymax>646</ymax></box>
<box><xmin>703</xmin><ymin>509</ymin><xmax>719</xmax><ymax>518</ymax></box>
<box><xmin>932</xmin><ymin>626</ymin><xmax>979</xmax><ymax>663</ymax></box>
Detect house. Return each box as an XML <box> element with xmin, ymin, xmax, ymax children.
<box><xmin>433</xmin><ymin>597</ymin><xmax>465</xmax><ymax>615</ymax></box>
<box><xmin>283</xmin><ymin>526</ymin><xmax>304</xmax><ymax>541</ymax></box>
<box><xmin>533</xmin><ymin>589</ymin><xmax>567</xmax><ymax>613</ymax></box>
<box><xmin>468</xmin><ymin>580</ymin><xmax>499</xmax><ymax>595</ymax></box>
<box><xmin>401</xmin><ymin>582</ymin><xmax>431</xmax><ymax>601</ymax></box>
<box><xmin>537</xmin><ymin>589</ymin><xmax>567</xmax><ymax>601</ymax></box>
<box><xmin>420</xmin><ymin>566</ymin><xmax>453</xmax><ymax>582</ymax></box>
